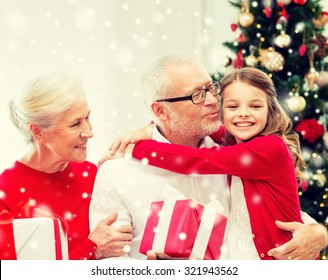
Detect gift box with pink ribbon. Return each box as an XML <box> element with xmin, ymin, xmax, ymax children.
<box><xmin>139</xmin><ymin>186</ymin><xmax>227</xmax><ymax>260</ymax></box>
<box><xmin>0</xmin><ymin>204</ymin><xmax>69</xmax><ymax>260</ymax></box>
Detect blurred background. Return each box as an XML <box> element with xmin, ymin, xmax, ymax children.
<box><xmin>0</xmin><ymin>0</ymin><xmax>236</xmax><ymax>167</ymax></box>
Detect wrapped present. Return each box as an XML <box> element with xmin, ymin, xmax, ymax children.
<box><xmin>139</xmin><ymin>198</ymin><xmax>227</xmax><ymax>260</ymax></box>
<box><xmin>0</xmin><ymin>217</ymin><xmax>69</xmax><ymax>260</ymax></box>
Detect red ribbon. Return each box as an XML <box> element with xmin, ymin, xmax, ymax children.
<box><xmin>0</xmin><ymin>200</ymin><xmax>68</xmax><ymax>260</ymax></box>
<box><xmin>0</xmin><ymin>216</ymin><xmax>16</xmax><ymax>259</ymax></box>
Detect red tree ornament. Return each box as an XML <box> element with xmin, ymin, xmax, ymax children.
<box><xmin>237</xmin><ymin>34</ymin><xmax>248</xmax><ymax>43</ymax></box>
<box><xmin>232</xmin><ymin>49</ymin><xmax>244</xmax><ymax>69</ymax></box>
<box><xmin>230</xmin><ymin>23</ymin><xmax>238</xmax><ymax>32</ymax></box>
<box><xmin>301</xmin><ymin>180</ymin><xmax>309</xmax><ymax>192</ymax></box>
<box><xmin>263</xmin><ymin>7</ymin><xmax>272</xmax><ymax>18</ymax></box>
<box><xmin>293</xmin><ymin>0</ymin><xmax>307</xmax><ymax>5</ymax></box>
<box><xmin>298</xmin><ymin>44</ymin><xmax>307</xmax><ymax>56</ymax></box>
<box><xmin>295</xmin><ymin>118</ymin><xmax>325</xmax><ymax>143</ymax></box>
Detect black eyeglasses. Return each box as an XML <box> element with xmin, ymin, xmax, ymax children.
<box><xmin>155</xmin><ymin>82</ymin><xmax>222</xmax><ymax>105</ymax></box>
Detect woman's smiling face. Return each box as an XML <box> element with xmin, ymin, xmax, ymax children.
<box><xmin>40</xmin><ymin>93</ymin><xmax>93</xmax><ymax>163</ymax></box>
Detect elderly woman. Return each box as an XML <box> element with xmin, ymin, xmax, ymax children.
<box><xmin>0</xmin><ymin>73</ymin><xmax>133</xmax><ymax>260</ymax></box>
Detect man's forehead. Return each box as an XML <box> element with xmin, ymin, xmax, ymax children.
<box><xmin>168</xmin><ymin>64</ymin><xmax>211</xmax><ymax>87</ymax></box>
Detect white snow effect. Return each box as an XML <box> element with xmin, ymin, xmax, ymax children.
<box><xmin>115</xmin><ymin>49</ymin><xmax>134</xmax><ymax>68</ymax></box>
<box><xmin>240</xmin><ymin>154</ymin><xmax>252</xmax><ymax>166</ymax></box>
<box><xmin>204</xmin><ymin>16</ymin><xmax>214</xmax><ymax>26</ymax></box>
<box><xmin>117</xmin><ymin>186</ymin><xmax>126</xmax><ymax>195</ymax></box>
<box><xmin>8</xmin><ymin>42</ymin><xmax>18</xmax><ymax>52</ymax></box>
<box><xmin>29</xmin><ymin>241</ymin><xmax>38</xmax><ymax>249</ymax></box>
<box><xmin>64</xmin><ymin>211</ymin><xmax>73</xmax><ymax>221</ymax></box>
<box><xmin>179</xmin><ymin>232</ymin><xmax>187</xmax><ymax>240</ymax></box>
<box><xmin>141</xmin><ymin>158</ymin><xmax>149</xmax><ymax>165</ymax></box>
<box><xmin>81</xmin><ymin>192</ymin><xmax>88</xmax><ymax>199</ymax></box>
<box><xmin>0</xmin><ymin>190</ymin><xmax>5</xmax><ymax>199</ymax></box>
<box><xmin>20</xmin><ymin>187</ymin><xmax>26</xmax><ymax>193</ymax></box>
<box><xmin>152</xmin><ymin>13</ymin><xmax>164</xmax><ymax>24</ymax></box>
<box><xmin>75</xmin><ymin>8</ymin><xmax>95</xmax><ymax>30</ymax></box>
<box><xmin>82</xmin><ymin>171</ymin><xmax>89</xmax><ymax>177</ymax></box>
<box><xmin>251</xmin><ymin>194</ymin><xmax>262</xmax><ymax>205</ymax></box>
<box><xmin>209</xmin><ymin>193</ymin><xmax>218</xmax><ymax>201</ymax></box>
<box><xmin>53</xmin><ymin>19</ymin><xmax>60</xmax><ymax>26</ymax></box>
<box><xmin>134</xmin><ymin>200</ymin><xmax>143</xmax><ymax>208</ymax></box>
<box><xmin>123</xmin><ymin>244</ymin><xmax>131</xmax><ymax>253</ymax></box>
<box><xmin>189</xmin><ymin>200</ymin><xmax>198</xmax><ymax>209</ymax></box>
<box><xmin>29</xmin><ymin>199</ymin><xmax>37</xmax><ymax>207</ymax></box>
<box><xmin>165</xmin><ymin>8</ymin><xmax>172</xmax><ymax>15</ymax></box>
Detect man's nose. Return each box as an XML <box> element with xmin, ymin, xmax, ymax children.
<box><xmin>203</xmin><ymin>91</ymin><xmax>218</xmax><ymax>105</ymax></box>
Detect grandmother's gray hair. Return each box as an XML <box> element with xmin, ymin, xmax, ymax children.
<box><xmin>9</xmin><ymin>72</ymin><xmax>85</xmax><ymax>143</ymax></box>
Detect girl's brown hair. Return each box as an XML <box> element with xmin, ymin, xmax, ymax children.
<box><xmin>219</xmin><ymin>67</ymin><xmax>306</xmax><ymax>184</ymax></box>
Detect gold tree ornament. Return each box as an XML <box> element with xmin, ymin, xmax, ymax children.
<box><xmin>313</xmin><ymin>173</ymin><xmax>327</xmax><ymax>187</ymax></box>
<box><xmin>313</xmin><ymin>11</ymin><xmax>328</xmax><ymax>29</ymax></box>
<box><xmin>304</xmin><ymin>68</ymin><xmax>319</xmax><ymax>91</ymax></box>
<box><xmin>238</xmin><ymin>1</ymin><xmax>255</xmax><ymax>28</ymax></box>
<box><xmin>245</xmin><ymin>54</ymin><xmax>258</xmax><ymax>66</ymax></box>
<box><xmin>304</xmin><ymin>50</ymin><xmax>319</xmax><ymax>91</ymax></box>
<box><xmin>323</xmin><ymin>132</ymin><xmax>328</xmax><ymax>149</ymax></box>
<box><xmin>275</xmin><ymin>16</ymin><xmax>290</xmax><ymax>48</ymax></box>
<box><xmin>316</xmin><ymin>71</ymin><xmax>328</xmax><ymax>87</ymax></box>
<box><xmin>277</xmin><ymin>0</ymin><xmax>293</xmax><ymax>5</ymax></box>
<box><xmin>245</xmin><ymin>45</ymin><xmax>258</xmax><ymax>67</ymax></box>
<box><xmin>286</xmin><ymin>93</ymin><xmax>306</xmax><ymax>113</ymax></box>
<box><xmin>275</xmin><ymin>31</ymin><xmax>291</xmax><ymax>48</ymax></box>
<box><xmin>259</xmin><ymin>48</ymin><xmax>285</xmax><ymax>72</ymax></box>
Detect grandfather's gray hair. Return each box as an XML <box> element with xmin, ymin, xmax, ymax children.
<box><xmin>141</xmin><ymin>54</ymin><xmax>195</xmax><ymax>111</ymax></box>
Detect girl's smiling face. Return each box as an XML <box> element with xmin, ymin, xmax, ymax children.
<box><xmin>222</xmin><ymin>81</ymin><xmax>269</xmax><ymax>143</ymax></box>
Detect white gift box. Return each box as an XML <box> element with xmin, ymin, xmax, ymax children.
<box><xmin>10</xmin><ymin>217</ymin><xmax>69</xmax><ymax>260</ymax></box>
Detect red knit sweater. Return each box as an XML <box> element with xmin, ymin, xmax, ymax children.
<box><xmin>0</xmin><ymin>161</ymin><xmax>98</xmax><ymax>260</ymax></box>
<box><xmin>132</xmin><ymin>135</ymin><xmax>303</xmax><ymax>259</ymax></box>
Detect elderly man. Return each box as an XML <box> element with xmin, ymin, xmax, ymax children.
<box><xmin>89</xmin><ymin>54</ymin><xmax>327</xmax><ymax>260</ymax></box>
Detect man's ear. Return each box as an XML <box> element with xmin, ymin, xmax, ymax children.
<box><xmin>151</xmin><ymin>102</ymin><xmax>168</xmax><ymax>121</ymax></box>
<box><xmin>29</xmin><ymin>123</ymin><xmax>44</xmax><ymax>142</ymax></box>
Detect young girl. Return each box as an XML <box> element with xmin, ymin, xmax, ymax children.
<box><xmin>111</xmin><ymin>67</ymin><xmax>308</xmax><ymax>259</ymax></box>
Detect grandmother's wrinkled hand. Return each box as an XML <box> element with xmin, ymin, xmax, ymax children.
<box><xmin>98</xmin><ymin>124</ymin><xmax>154</xmax><ymax>167</ymax></box>
<box><xmin>98</xmin><ymin>144</ymin><xmax>135</xmax><ymax>167</ymax></box>
<box><xmin>109</xmin><ymin>124</ymin><xmax>154</xmax><ymax>156</ymax></box>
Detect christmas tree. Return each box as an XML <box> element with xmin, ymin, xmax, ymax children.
<box><xmin>212</xmin><ymin>0</ymin><xmax>328</xmax><ymax>259</ymax></box>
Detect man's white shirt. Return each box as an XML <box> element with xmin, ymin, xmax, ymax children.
<box><xmin>89</xmin><ymin>127</ymin><xmax>231</xmax><ymax>259</ymax></box>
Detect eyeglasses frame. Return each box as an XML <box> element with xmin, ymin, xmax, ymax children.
<box><xmin>155</xmin><ymin>81</ymin><xmax>222</xmax><ymax>105</ymax></box>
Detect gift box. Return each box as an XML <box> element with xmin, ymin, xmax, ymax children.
<box><xmin>0</xmin><ymin>217</ymin><xmax>69</xmax><ymax>260</ymax></box>
<box><xmin>139</xmin><ymin>198</ymin><xmax>227</xmax><ymax>260</ymax></box>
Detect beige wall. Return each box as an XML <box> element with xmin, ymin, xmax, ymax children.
<box><xmin>0</xmin><ymin>0</ymin><xmax>235</xmax><ymax>168</ymax></box>
<box><xmin>0</xmin><ymin>0</ymin><xmax>327</xmax><ymax>169</ymax></box>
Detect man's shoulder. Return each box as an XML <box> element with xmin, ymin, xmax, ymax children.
<box><xmin>97</xmin><ymin>156</ymin><xmax>177</xmax><ymax>180</ymax></box>
<box><xmin>98</xmin><ymin>157</ymin><xmax>141</xmax><ymax>172</ymax></box>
